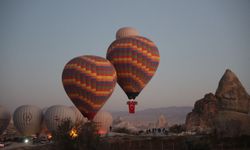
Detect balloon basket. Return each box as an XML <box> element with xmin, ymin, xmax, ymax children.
<box><xmin>127</xmin><ymin>100</ymin><xmax>138</xmax><ymax>114</ymax></box>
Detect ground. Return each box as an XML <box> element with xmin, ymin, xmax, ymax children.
<box><xmin>2</xmin><ymin>134</ymin><xmax>250</xmax><ymax>150</ymax></box>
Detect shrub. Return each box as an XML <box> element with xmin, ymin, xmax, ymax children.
<box><xmin>112</xmin><ymin>127</ymin><xmax>131</xmax><ymax>134</ymax></box>
<box><xmin>169</xmin><ymin>124</ymin><xmax>185</xmax><ymax>133</ymax></box>
<box><xmin>51</xmin><ymin>120</ymin><xmax>101</xmax><ymax>150</ymax></box>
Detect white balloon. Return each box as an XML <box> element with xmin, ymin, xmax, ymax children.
<box><xmin>116</xmin><ymin>27</ymin><xmax>139</xmax><ymax>39</ymax></box>
<box><xmin>42</xmin><ymin>107</ymin><xmax>48</xmax><ymax>115</ymax></box>
<box><xmin>0</xmin><ymin>106</ymin><xmax>11</xmax><ymax>135</ymax></box>
<box><xmin>44</xmin><ymin>105</ymin><xmax>76</xmax><ymax>132</ymax></box>
<box><xmin>40</xmin><ymin>107</ymin><xmax>49</xmax><ymax>134</ymax></box>
<box><xmin>13</xmin><ymin>105</ymin><xmax>43</xmax><ymax>136</ymax></box>
<box><xmin>70</xmin><ymin>106</ymin><xmax>87</xmax><ymax>124</ymax></box>
<box><xmin>93</xmin><ymin>111</ymin><xmax>113</xmax><ymax>135</ymax></box>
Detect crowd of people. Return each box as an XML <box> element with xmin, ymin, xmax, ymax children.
<box><xmin>145</xmin><ymin>128</ymin><xmax>168</xmax><ymax>135</ymax></box>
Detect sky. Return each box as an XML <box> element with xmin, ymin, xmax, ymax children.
<box><xmin>0</xmin><ymin>0</ymin><xmax>250</xmax><ymax>113</ymax></box>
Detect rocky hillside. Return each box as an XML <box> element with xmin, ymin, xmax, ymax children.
<box><xmin>185</xmin><ymin>69</ymin><xmax>250</xmax><ymax>136</ymax></box>
<box><xmin>111</xmin><ymin>106</ymin><xmax>192</xmax><ymax>126</ymax></box>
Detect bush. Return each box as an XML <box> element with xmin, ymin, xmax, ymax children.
<box><xmin>77</xmin><ymin>122</ymin><xmax>101</xmax><ymax>150</ymax></box>
<box><xmin>112</xmin><ymin>127</ymin><xmax>131</xmax><ymax>134</ymax></box>
<box><xmin>169</xmin><ymin>124</ymin><xmax>185</xmax><ymax>133</ymax></box>
<box><xmin>51</xmin><ymin>119</ymin><xmax>77</xmax><ymax>150</ymax></box>
<box><xmin>51</xmin><ymin>120</ymin><xmax>101</xmax><ymax>150</ymax></box>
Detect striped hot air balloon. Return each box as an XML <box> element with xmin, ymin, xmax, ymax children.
<box><xmin>106</xmin><ymin>36</ymin><xmax>160</xmax><ymax>113</ymax></box>
<box><xmin>62</xmin><ymin>55</ymin><xmax>117</xmax><ymax>120</ymax></box>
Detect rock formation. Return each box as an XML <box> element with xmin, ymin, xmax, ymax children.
<box><xmin>185</xmin><ymin>93</ymin><xmax>218</xmax><ymax>132</ymax></box>
<box><xmin>155</xmin><ymin>115</ymin><xmax>168</xmax><ymax>128</ymax></box>
<box><xmin>214</xmin><ymin>111</ymin><xmax>250</xmax><ymax>137</ymax></box>
<box><xmin>215</xmin><ymin>69</ymin><xmax>250</xmax><ymax>113</ymax></box>
<box><xmin>185</xmin><ymin>69</ymin><xmax>250</xmax><ymax>136</ymax></box>
<box><xmin>112</xmin><ymin>116</ymin><xmax>139</xmax><ymax>132</ymax></box>
<box><xmin>113</xmin><ymin>116</ymin><xmax>123</xmax><ymax>125</ymax></box>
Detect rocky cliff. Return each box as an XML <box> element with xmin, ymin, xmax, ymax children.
<box><xmin>215</xmin><ymin>69</ymin><xmax>250</xmax><ymax>113</ymax></box>
<box><xmin>185</xmin><ymin>93</ymin><xmax>218</xmax><ymax>132</ymax></box>
<box><xmin>185</xmin><ymin>69</ymin><xmax>250</xmax><ymax>136</ymax></box>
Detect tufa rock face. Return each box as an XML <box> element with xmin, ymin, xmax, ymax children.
<box><xmin>215</xmin><ymin>69</ymin><xmax>250</xmax><ymax>113</ymax></box>
<box><xmin>156</xmin><ymin>115</ymin><xmax>168</xmax><ymax>128</ymax></box>
<box><xmin>185</xmin><ymin>69</ymin><xmax>250</xmax><ymax>136</ymax></box>
<box><xmin>214</xmin><ymin>111</ymin><xmax>250</xmax><ymax>137</ymax></box>
<box><xmin>185</xmin><ymin>93</ymin><xmax>218</xmax><ymax>132</ymax></box>
<box><xmin>193</xmin><ymin>93</ymin><xmax>218</xmax><ymax>114</ymax></box>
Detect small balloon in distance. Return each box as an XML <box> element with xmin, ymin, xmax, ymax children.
<box><xmin>116</xmin><ymin>27</ymin><xmax>139</xmax><ymax>39</ymax></box>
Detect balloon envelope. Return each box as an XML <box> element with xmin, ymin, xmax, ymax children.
<box><xmin>40</xmin><ymin>107</ymin><xmax>49</xmax><ymax>135</ymax></box>
<box><xmin>44</xmin><ymin>105</ymin><xmax>76</xmax><ymax>132</ymax></box>
<box><xmin>116</xmin><ymin>27</ymin><xmax>139</xmax><ymax>39</ymax></box>
<box><xmin>70</xmin><ymin>106</ymin><xmax>88</xmax><ymax>124</ymax></box>
<box><xmin>62</xmin><ymin>55</ymin><xmax>117</xmax><ymax>120</ymax></box>
<box><xmin>0</xmin><ymin>106</ymin><xmax>11</xmax><ymax>135</ymax></box>
<box><xmin>107</xmin><ymin>36</ymin><xmax>160</xmax><ymax>100</ymax></box>
<box><xmin>13</xmin><ymin>105</ymin><xmax>43</xmax><ymax>136</ymax></box>
<box><xmin>93</xmin><ymin>111</ymin><xmax>113</xmax><ymax>135</ymax></box>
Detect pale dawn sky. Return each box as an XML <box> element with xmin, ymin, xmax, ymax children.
<box><xmin>0</xmin><ymin>0</ymin><xmax>249</xmax><ymax>112</ymax></box>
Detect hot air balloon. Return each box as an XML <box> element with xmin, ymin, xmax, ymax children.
<box><xmin>44</xmin><ymin>105</ymin><xmax>76</xmax><ymax>132</ymax></box>
<box><xmin>70</xmin><ymin>106</ymin><xmax>88</xmax><ymax>124</ymax></box>
<box><xmin>62</xmin><ymin>55</ymin><xmax>117</xmax><ymax>120</ymax></box>
<box><xmin>13</xmin><ymin>105</ymin><xmax>43</xmax><ymax>136</ymax></box>
<box><xmin>107</xmin><ymin>35</ymin><xmax>160</xmax><ymax>113</ymax></box>
<box><xmin>93</xmin><ymin>111</ymin><xmax>113</xmax><ymax>135</ymax></box>
<box><xmin>40</xmin><ymin>107</ymin><xmax>50</xmax><ymax>137</ymax></box>
<box><xmin>0</xmin><ymin>106</ymin><xmax>11</xmax><ymax>135</ymax></box>
<box><xmin>116</xmin><ymin>27</ymin><xmax>139</xmax><ymax>39</ymax></box>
